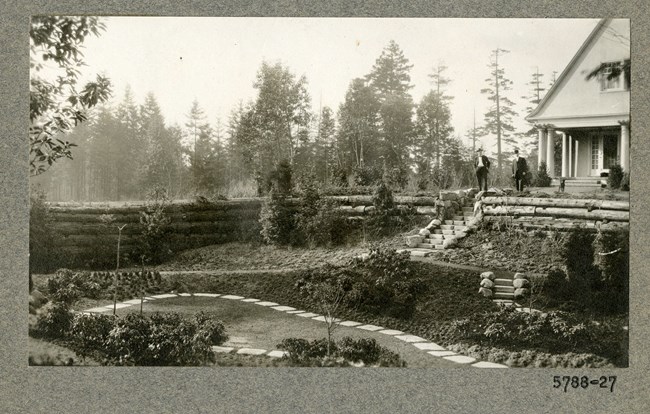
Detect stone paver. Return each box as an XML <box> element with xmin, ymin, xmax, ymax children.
<box><xmin>221</xmin><ymin>294</ymin><xmax>245</xmax><ymax>300</ymax></box>
<box><xmin>296</xmin><ymin>312</ymin><xmax>319</xmax><ymax>318</ymax></box>
<box><xmin>339</xmin><ymin>321</ymin><xmax>362</xmax><ymax>327</ymax></box>
<box><xmin>428</xmin><ymin>350</ymin><xmax>456</xmax><ymax>357</ymax></box>
<box><xmin>211</xmin><ymin>346</ymin><xmax>234</xmax><ymax>353</ymax></box>
<box><xmin>395</xmin><ymin>334</ymin><xmax>427</xmax><ymax>343</ymax></box>
<box><xmin>122</xmin><ymin>299</ymin><xmax>144</xmax><ymax>305</ymax></box>
<box><xmin>271</xmin><ymin>306</ymin><xmax>296</xmax><ymax>311</ymax></box>
<box><xmin>472</xmin><ymin>361</ymin><xmax>508</xmax><ymax>368</ymax></box>
<box><xmin>240</xmin><ymin>298</ymin><xmax>259</xmax><ymax>302</ymax></box>
<box><xmin>178</xmin><ymin>293</ymin><xmax>192</xmax><ymax>297</ymax></box>
<box><xmin>103</xmin><ymin>303</ymin><xmax>131</xmax><ymax>310</ymax></box>
<box><xmin>143</xmin><ymin>296</ymin><xmax>157</xmax><ymax>301</ymax></box>
<box><xmin>237</xmin><ymin>348</ymin><xmax>268</xmax><ymax>356</ymax></box>
<box><xmin>357</xmin><ymin>324</ymin><xmax>384</xmax><ymax>331</ymax></box>
<box><xmin>443</xmin><ymin>355</ymin><xmax>476</xmax><ymax>364</ymax></box>
<box><xmin>312</xmin><ymin>316</ymin><xmax>341</xmax><ymax>323</ymax></box>
<box><xmin>195</xmin><ymin>293</ymin><xmax>221</xmax><ymax>298</ymax></box>
<box><xmin>254</xmin><ymin>301</ymin><xmax>279</xmax><ymax>306</ymax></box>
<box><xmin>379</xmin><ymin>329</ymin><xmax>403</xmax><ymax>335</ymax></box>
<box><xmin>85</xmin><ymin>307</ymin><xmax>112</xmax><ymax>313</ymax></box>
<box><xmin>413</xmin><ymin>342</ymin><xmax>446</xmax><ymax>351</ymax></box>
<box><xmin>267</xmin><ymin>350</ymin><xmax>288</xmax><ymax>358</ymax></box>
<box><xmin>150</xmin><ymin>293</ymin><xmax>178</xmax><ymax>299</ymax></box>
<box><xmin>286</xmin><ymin>310</ymin><xmax>305</xmax><ymax>314</ymax></box>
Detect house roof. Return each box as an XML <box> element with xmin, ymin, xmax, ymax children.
<box><xmin>526</xmin><ymin>18</ymin><xmax>610</xmax><ymax>122</ymax></box>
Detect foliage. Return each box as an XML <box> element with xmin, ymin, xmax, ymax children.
<box><xmin>63</xmin><ymin>311</ymin><xmax>228</xmax><ymax>366</ymax></box>
<box><xmin>30</xmin><ymin>16</ymin><xmax>112</xmax><ymax>176</ymax></box>
<box><xmin>620</xmin><ymin>171</ymin><xmax>630</xmax><ymax>191</ymax></box>
<box><xmin>29</xmin><ymin>188</ymin><xmax>56</xmax><ymax>273</ymax></box>
<box><xmin>138</xmin><ymin>187</ymin><xmax>172</xmax><ymax>265</ymax></box>
<box><xmin>259</xmin><ymin>188</ymin><xmax>295</xmax><ymax>245</ymax></box>
<box><xmin>295</xmin><ymin>177</ymin><xmax>347</xmax><ymax>248</ymax></box>
<box><xmin>480</xmin><ymin>48</ymin><xmax>518</xmax><ymax>173</ymax></box>
<box><xmin>34</xmin><ymin>302</ymin><xmax>74</xmax><ymax>339</ymax></box>
<box><xmin>607</xmin><ymin>164</ymin><xmax>624</xmax><ymax>189</ymax></box>
<box><xmin>277</xmin><ymin>336</ymin><xmax>406</xmax><ymax>367</ymax></box>
<box><xmin>534</xmin><ymin>161</ymin><xmax>552</xmax><ymax>187</ymax></box>
<box><xmin>266</xmin><ymin>159</ymin><xmax>293</xmax><ymax>196</ymax></box>
<box><xmin>593</xmin><ymin>229</ymin><xmax>629</xmax><ymax>314</ymax></box>
<box><xmin>352</xmin><ymin>164</ymin><xmax>382</xmax><ymax>186</ymax></box>
<box><xmin>47</xmin><ymin>269</ymin><xmax>93</xmax><ymax>304</ymax></box>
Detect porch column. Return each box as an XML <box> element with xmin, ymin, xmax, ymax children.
<box><xmin>546</xmin><ymin>127</ymin><xmax>555</xmax><ymax>177</ymax></box>
<box><xmin>574</xmin><ymin>140</ymin><xmax>579</xmax><ymax>177</ymax></box>
<box><xmin>621</xmin><ymin>122</ymin><xmax>630</xmax><ymax>172</ymax></box>
<box><xmin>561</xmin><ymin>132</ymin><xmax>568</xmax><ymax>177</ymax></box>
<box><xmin>537</xmin><ymin>128</ymin><xmax>547</xmax><ymax>166</ymax></box>
<box><xmin>568</xmin><ymin>136</ymin><xmax>573</xmax><ymax>177</ymax></box>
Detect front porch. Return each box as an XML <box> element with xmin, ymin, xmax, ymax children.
<box><xmin>536</xmin><ymin>121</ymin><xmax>629</xmax><ymax>178</ymax></box>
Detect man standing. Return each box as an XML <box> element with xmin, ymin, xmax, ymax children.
<box><xmin>474</xmin><ymin>148</ymin><xmax>490</xmax><ymax>191</ymax></box>
<box><xmin>512</xmin><ymin>149</ymin><xmax>528</xmax><ymax>191</ymax></box>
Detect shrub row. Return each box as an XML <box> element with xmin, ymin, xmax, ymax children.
<box><xmin>277</xmin><ymin>337</ymin><xmax>406</xmax><ymax>367</ymax></box>
<box><xmin>33</xmin><ymin>309</ymin><xmax>228</xmax><ymax>366</ymax></box>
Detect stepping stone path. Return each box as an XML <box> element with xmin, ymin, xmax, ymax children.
<box><xmin>81</xmin><ymin>292</ymin><xmax>508</xmax><ymax>368</ymax></box>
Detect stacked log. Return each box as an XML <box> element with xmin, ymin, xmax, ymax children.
<box><xmin>479</xmin><ymin>196</ymin><xmax>629</xmax><ymax>232</ymax></box>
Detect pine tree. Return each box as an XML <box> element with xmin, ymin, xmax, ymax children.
<box><xmin>480</xmin><ymin>48</ymin><xmax>518</xmax><ymax>175</ymax></box>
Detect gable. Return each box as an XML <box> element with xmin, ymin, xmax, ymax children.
<box><xmin>527</xmin><ymin>19</ymin><xmax>629</xmax><ymax>125</ymax></box>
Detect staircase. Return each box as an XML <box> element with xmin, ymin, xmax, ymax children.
<box><xmin>492</xmin><ymin>276</ymin><xmax>515</xmax><ymax>305</ymax></box>
<box><xmin>400</xmin><ymin>203</ymin><xmax>475</xmax><ymax>257</ymax></box>
<box><xmin>551</xmin><ymin>177</ymin><xmax>607</xmax><ymax>192</ymax></box>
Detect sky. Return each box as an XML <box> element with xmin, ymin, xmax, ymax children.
<box><xmin>46</xmin><ymin>17</ymin><xmax>600</xmax><ymax>155</ymax></box>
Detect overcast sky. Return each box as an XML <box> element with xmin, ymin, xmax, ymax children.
<box><xmin>63</xmin><ymin>17</ymin><xmax>599</xmax><ymax>153</ymax></box>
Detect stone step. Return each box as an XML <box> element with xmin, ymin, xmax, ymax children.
<box><xmin>440</xmin><ymin>225</ymin><xmax>454</xmax><ymax>230</ymax></box>
<box><xmin>441</xmin><ymin>229</ymin><xmax>455</xmax><ymax>235</ymax></box>
<box><xmin>428</xmin><ymin>234</ymin><xmax>445</xmax><ymax>239</ymax></box>
<box><xmin>454</xmin><ymin>226</ymin><xmax>468</xmax><ymax>232</ymax></box>
<box><xmin>462</xmin><ymin>207</ymin><xmax>474</xmax><ymax>213</ymax></box>
<box><xmin>453</xmin><ymin>216</ymin><xmax>465</xmax><ymax>221</ymax></box>
<box><xmin>494</xmin><ymin>285</ymin><xmax>515</xmax><ymax>292</ymax></box>
<box><xmin>453</xmin><ymin>220</ymin><xmax>465</xmax><ymax>226</ymax></box>
<box><xmin>417</xmin><ymin>243</ymin><xmax>444</xmax><ymax>250</ymax></box>
<box><xmin>443</xmin><ymin>220</ymin><xmax>455</xmax><ymax>225</ymax></box>
<box><xmin>433</xmin><ymin>229</ymin><xmax>443</xmax><ymax>234</ymax></box>
<box><xmin>493</xmin><ymin>292</ymin><xmax>514</xmax><ymax>299</ymax></box>
<box><xmin>493</xmin><ymin>299</ymin><xmax>515</xmax><ymax>306</ymax></box>
<box><xmin>494</xmin><ymin>278</ymin><xmax>514</xmax><ymax>285</ymax></box>
<box><xmin>421</xmin><ymin>238</ymin><xmax>443</xmax><ymax>245</ymax></box>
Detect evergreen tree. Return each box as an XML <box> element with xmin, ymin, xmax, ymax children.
<box><xmin>480</xmin><ymin>48</ymin><xmax>518</xmax><ymax>175</ymax></box>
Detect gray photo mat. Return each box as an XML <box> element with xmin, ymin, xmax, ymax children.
<box><xmin>2</xmin><ymin>1</ymin><xmax>648</xmax><ymax>413</ymax></box>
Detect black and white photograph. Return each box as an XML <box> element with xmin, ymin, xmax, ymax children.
<box><xmin>26</xmin><ymin>16</ymin><xmax>630</xmax><ymax>371</ymax></box>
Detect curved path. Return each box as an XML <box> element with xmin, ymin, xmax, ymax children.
<box><xmin>83</xmin><ymin>292</ymin><xmax>507</xmax><ymax>369</ymax></box>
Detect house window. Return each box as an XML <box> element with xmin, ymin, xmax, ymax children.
<box><xmin>599</xmin><ymin>61</ymin><xmax>626</xmax><ymax>91</ymax></box>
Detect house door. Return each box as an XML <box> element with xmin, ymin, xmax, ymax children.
<box><xmin>590</xmin><ymin>133</ymin><xmax>601</xmax><ymax>176</ymax></box>
<box><xmin>590</xmin><ymin>132</ymin><xmax>620</xmax><ymax>176</ymax></box>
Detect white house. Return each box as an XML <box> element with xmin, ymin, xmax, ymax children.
<box><xmin>526</xmin><ymin>18</ymin><xmax>630</xmax><ymax>181</ymax></box>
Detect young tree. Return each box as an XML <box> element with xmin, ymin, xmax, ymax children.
<box><xmin>521</xmin><ymin>68</ymin><xmax>546</xmax><ymax>155</ymax></box>
<box><xmin>480</xmin><ymin>48</ymin><xmax>518</xmax><ymax>176</ymax></box>
<box><xmin>30</xmin><ymin>16</ymin><xmax>112</xmax><ymax>176</ymax></box>
<box><xmin>414</xmin><ymin>91</ymin><xmax>454</xmax><ymax>174</ymax></box>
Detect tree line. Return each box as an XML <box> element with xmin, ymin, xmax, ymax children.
<box><xmin>31</xmin><ymin>17</ymin><xmax>557</xmax><ymax>201</ymax></box>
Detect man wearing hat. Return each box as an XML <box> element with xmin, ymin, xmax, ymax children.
<box><xmin>511</xmin><ymin>149</ymin><xmax>529</xmax><ymax>192</ymax></box>
<box><xmin>474</xmin><ymin>148</ymin><xmax>490</xmax><ymax>191</ymax></box>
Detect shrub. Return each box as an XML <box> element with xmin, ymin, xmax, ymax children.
<box><xmin>620</xmin><ymin>171</ymin><xmax>630</xmax><ymax>191</ymax></box>
<box><xmin>607</xmin><ymin>164</ymin><xmax>624</xmax><ymax>189</ymax></box>
<box><xmin>383</xmin><ymin>166</ymin><xmax>409</xmax><ymax>191</ymax></box>
<box><xmin>69</xmin><ymin>313</ymin><xmax>115</xmax><ymax>360</ymax></box>
<box><xmin>47</xmin><ymin>269</ymin><xmax>88</xmax><ymax>305</ymax></box>
<box><xmin>295</xmin><ymin>178</ymin><xmax>347</xmax><ymax>247</ymax></box>
<box><xmin>534</xmin><ymin>162</ymin><xmax>552</xmax><ymax>187</ymax></box>
<box><xmin>593</xmin><ymin>229</ymin><xmax>629</xmax><ymax>314</ymax></box>
<box><xmin>266</xmin><ymin>159</ymin><xmax>293</xmax><ymax>196</ymax></box>
<box><xmin>138</xmin><ymin>187</ymin><xmax>172</xmax><ymax>265</ymax></box>
<box><xmin>194</xmin><ymin>311</ymin><xmax>229</xmax><ymax>346</ymax></box>
<box><xmin>277</xmin><ymin>336</ymin><xmax>406</xmax><ymax>367</ymax></box>
<box><xmin>34</xmin><ymin>302</ymin><xmax>74</xmax><ymax>339</ymax></box>
<box><xmin>259</xmin><ymin>188</ymin><xmax>295</xmax><ymax>245</ymax></box>
<box><xmin>102</xmin><ymin>312</ymin><xmax>224</xmax><ymax>366</ymax></box>
<box><xmin>352</xmin><ymin>165</ymin><xmax>382</xmax><ymax>186</ymax></box>
<box><xmin>330</xmin><ymin>166</ymin><xmax>348</xmax><ymax>188</ymax></box>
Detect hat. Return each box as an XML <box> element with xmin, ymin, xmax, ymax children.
<box><xmin>476</xmin><ymin>148</ymin><xmax>483</xmax><ymax>152</ymax></box>
<box><xmin>514</xmin><ymin>149</ymin><xmax>519</xmax><ymax>154</ymax></box>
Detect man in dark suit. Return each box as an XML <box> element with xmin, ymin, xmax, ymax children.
<box><xmin>474</xmin><ymin>148</ymin><xmax>490</xmax><ymax>191</ymax></box>
<box><xmin>511</xmin><ymin>149</ymin><xmax>528</xmax><ymax>191</ymax></box>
